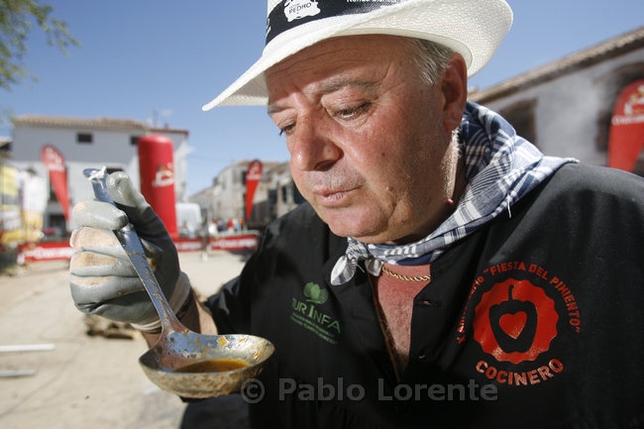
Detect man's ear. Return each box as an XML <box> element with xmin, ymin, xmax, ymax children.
<box><xmin>440</xmin><ymin>53</ymin><xmax>468</xmax><ymax>131</ymax></box>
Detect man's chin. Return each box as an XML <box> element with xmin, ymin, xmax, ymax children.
<box><xmin>326</xmin><ymin>219</ymin><xmax>382</xmax><ymax>243</ymax></box>
<box><xmin>325</xmin><ymin>216</ymin><xmax>365</xmax><ymax>239</ymax></box>
<box><xmin>316</xmin><ymin>206</ymin><xmax>384</xmax><ymax>242</ymax></box>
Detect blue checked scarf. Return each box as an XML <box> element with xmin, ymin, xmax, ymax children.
<box><xmin>330</xmin><ymin>102</ymin><xmax>577</xmax><ymax>285</ymax></box>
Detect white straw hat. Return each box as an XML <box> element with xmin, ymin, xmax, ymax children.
<box><xmin>202</xmin><ymin>0</ymin><xmax>513</xmax><ymax>110</ymax></box>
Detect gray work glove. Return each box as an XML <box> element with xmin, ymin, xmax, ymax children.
<box><xmin>69</xmin><ymin>171</ymin><xmax>190</xmax><ymax>332</ymax></box>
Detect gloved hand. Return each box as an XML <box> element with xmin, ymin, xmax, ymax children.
<box><xmin>69</xmin><ymin>171</ymin><xmax>191</xmax><ymax>332</ymax></box>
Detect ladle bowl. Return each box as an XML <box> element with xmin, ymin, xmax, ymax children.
<box><xmin>139</xmin><ymin>331</ymin><xmax>275</xmax><ymax>398</ymax></box>
<box><xmin>84</xmin><ymin>168</ymin><xmax>274</xmax><ymax>398</ymax></box>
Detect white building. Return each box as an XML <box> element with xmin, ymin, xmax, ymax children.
<box><xmin>10</xmin><ymin>115</ymin><xmax>190</xmax><ymax>234</ymax></box>
<box><xmin>189</xmin><ymin>160</ymin><xmax>303</xmax><ymax>230</ymax></box>
<box><xmin>469</xmin><ymin>26</ymin><xmax>644</xmax><ymax>175</ymax></box>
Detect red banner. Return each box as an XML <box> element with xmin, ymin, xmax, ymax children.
<box><xmin>245</xmin><ymin>160</ymin><xmax>263</xmax><ymax>221</ymax></box>
<box><xmin>608</xmin><ymin>80</ymin><xmax>644</xmax><ymax>172</ymax></box>
<box><xmin>40</xmin><ymin>145</ymin><xmax>71</xmax><ymax>223</ymax></box>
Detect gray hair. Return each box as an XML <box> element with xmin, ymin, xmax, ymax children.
<box><xmin>407</xmin><ymin>38</ymin><xmax>463</xmax><ymax>154</ymax></box>
<box><xmin>407</xmin><ymin>38</ymin><xmax>454</xmax><ymax>86</ymax></box>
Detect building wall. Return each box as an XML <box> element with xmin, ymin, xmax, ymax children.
<box><xmin>189</xmin><ymin>160</ymin><xmax>301</xmax><ymax>231</ymax></box>
<box><xmin>10</xmin><ymin>118</ymin><xmax>189</xmax><ymax>232</ymax></box>
<box><xmin>470</xmin><ymin>29</ymin><xmax>644</xmax><ymax>173</ymax></box>
<box><xmin>214</xmin><ymin>162</ymin><xmax>247</xmax><ymax>222</ymax></box>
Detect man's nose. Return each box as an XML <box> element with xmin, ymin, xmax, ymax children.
<box><xmin>288</xmin><ymin>116</ymin><xmax>342</xmax><ymax>172</ymax></box>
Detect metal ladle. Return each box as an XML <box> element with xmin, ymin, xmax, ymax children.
<box><xmin>84</xmin><ymin>168</ymin><xmax>274</xmax><ymax>398</ymax></box>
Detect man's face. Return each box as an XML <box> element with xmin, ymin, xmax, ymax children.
<box><xmin>266</xmin><ymin>35</ymin><xmax>464</xmax><ymax>244</ymax></box>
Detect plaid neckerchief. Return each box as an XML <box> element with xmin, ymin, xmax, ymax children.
<box><xmin>330</xmin><ymin>102</ymin><xmax>577</xmax><ymax>285</ymax></box>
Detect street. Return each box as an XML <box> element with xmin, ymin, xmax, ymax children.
<box><xmin>0</xmin><ymin>250</ymin><xmax>248</xmax><ymax>429</ymax></box>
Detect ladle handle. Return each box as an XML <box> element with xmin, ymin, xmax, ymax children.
<box><xmin>83</xmin><ymin>167</ymin><xmax>184</xmax><ymax>333</ymax></box>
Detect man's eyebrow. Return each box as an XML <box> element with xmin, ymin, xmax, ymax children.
<box><xmin>318</xmin><ymin>77</ymin><xmax>375</xmax><ymax>95</ymax></box>
<box><xmin>267</xmin><ymin>78</ymin><xmax>375</xmax><ymax>116</ymax></box>
<box><xmin>267</xmin><ymin>103</ymin><xmax>284</xmax><ymax>116</ymax></box>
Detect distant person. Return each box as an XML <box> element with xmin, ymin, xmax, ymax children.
<box><xmin>180</xmin><ymin>220</ymin><xmax>196</xmax><ymax>238</ymax></box>
<box><xmin>69</xmin><ymin>1</ymin><xmax>644</xmax><ymax>428</ymax></box>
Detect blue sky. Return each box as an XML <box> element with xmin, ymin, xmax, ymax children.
<box><xmin>2</xmin><ymin>1</ymin><xmax>643</xmax><ymax>195</ymax></box>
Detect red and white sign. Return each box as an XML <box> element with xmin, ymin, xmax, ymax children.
<box><xmin>40</xmin><ymin>145</ymin><xmax>71</xmax><ymax>222</ymax></box>
<box><xmin>245</xmin><ymin>160</ymin><xmax>263</xmax><ymax>221</ymax></box>
<box><xmin>210</xmin><ymin>234</ymin><xmax>258</xmax><ymax>251</ymax></box>
<box><xmin>18</xmin><ymin>241</ymin><xmax>74</xmax><ymax>263</ymax></box>
<box><xmin>608</xmin><ymin>80</ymin><xmax>644</xmax><ymax>172</ymax></box>
<box><xmin>18</xmin><ymin>234</ymin><xmax>259</xmax><ymax>263</ymax></box>
<box><xmin>173</xmin><ymin>234</ymin><xmax>259</xmax><ymax>252</ymax></box>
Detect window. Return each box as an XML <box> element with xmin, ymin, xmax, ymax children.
<box><xmin>281</xmin><ymin>184</ymin><xmax>291</xmax><ymax>203</ymax></box>
<box><xmin>130</xmin><ymin>136</ymin><xmax>142</xmax><ymax>146</ymax></box>
<box><xmin>0</xmin><ymin>140</ymin><xmax>11</xmax><ymax>153</ymax></box>
<box><xmin>46</xmin><ymin>214</ymin><xmax>67</xmax><ymax>236</ymax></box>
<box><xmin>268</xmin><ymin>189</ymin><xmax>278</xmax><ymax>205</ymax></box>
<box><xmin>77</xmin><ymin>133</ymin><xmax>93</xmax><ymax>143</ymax></box>
<box><xmin>293</xmin><ymin>183</ymin><xmax>305</xmax><ymax>204</ymax></box>
<box><xmin>500</xmin><ymin>100</ymin><xmax>537</xmax><ymax>145</ymax></box>
<box><xmin>106</xmin><ymin>167</ymin><xmax>123</xmax><ymax>175</ymax></box>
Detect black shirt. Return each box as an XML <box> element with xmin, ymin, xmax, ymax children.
<box><xmin>207</xmin><ymin>164</ymin><xmax>644</xmax><ymax>429</ymax></box>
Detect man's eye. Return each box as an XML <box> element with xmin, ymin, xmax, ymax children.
<box><xmin>278</xmin><ymin>123</ymin><xmax>295</xmax><ymax>136</ymax></box>
<box><xmin>333</xmin><ymin>103</ymin><xmax>370</xmax><ymax>119</ymax></box>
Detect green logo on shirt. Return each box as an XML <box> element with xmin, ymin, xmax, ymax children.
<box><xmin>290</xmin><ymin>282</ymin><xmax>340</xmax><ymax>344</ymax></box>
<box><xmin>303</xmin><ymin>282</ymin><xmax>328</xmax><ymax>304</ymax></box>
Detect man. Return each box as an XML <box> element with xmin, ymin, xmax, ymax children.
<box><xmin>69</xmin><ymin>1</ymin><xmax>644</xmax><ymax>428</ymax></box>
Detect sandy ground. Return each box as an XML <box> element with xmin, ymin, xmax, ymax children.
<box><xmin>0</xmin><ymin>250</ymin><xmax>249</xmax><ymax>429</ymax></box>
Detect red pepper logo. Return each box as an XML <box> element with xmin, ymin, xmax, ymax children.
<box><xmin>489</xmin><ymin>284</ymin><xmax>538</xmax><ymax>353</ymax></box>
<box><xmin>473</xmin><ymin>279</ymin><xmax>558</xmax><ymax>364</ymax></box>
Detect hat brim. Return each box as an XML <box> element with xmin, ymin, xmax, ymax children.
<box><xmin>203</xmin><ymin>0</ymin><xmax>512</xmax><ymax>110</ymax></box>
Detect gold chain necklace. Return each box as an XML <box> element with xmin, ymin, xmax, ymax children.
<box><xmin>380</xmin><ymin>265</ymin><xmax>431</xmax><ymax>282</ymax></box>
